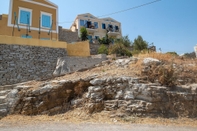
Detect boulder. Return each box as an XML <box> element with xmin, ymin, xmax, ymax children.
<box><xmin>143</xmin><ymin>57</ymin><xmax>161</xmax><ymax>65</ymax></box>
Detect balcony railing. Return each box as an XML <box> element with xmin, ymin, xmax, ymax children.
<box><xmin>85</xmin><ymin>24</ymin><xmax>98</xmax><ymax>33</ymax></box>
<box><xmin>107</xmin><ymin>27</ymin><xmax>120</xmax><ymax>36</ymax></box>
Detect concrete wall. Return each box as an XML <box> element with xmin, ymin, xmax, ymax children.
<box><xmin>58</xmin><ymin>26</ymin><xmax>79</xmax><ymax>43</ymax></box>
<box><xmin>0</xmin><ymin>44</ymin><xmax>67</xmax><ymax>86</ymax></box>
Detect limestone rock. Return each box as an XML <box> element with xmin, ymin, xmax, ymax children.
<box><xmin>90</xmin><ymin>79</ymin><xmax>105</xmax><ymax>86</ymax></box>
<box><xmin>143</xmin><ymin>57</ymin><xmax>161</xmax><ymax>65</ymax></box>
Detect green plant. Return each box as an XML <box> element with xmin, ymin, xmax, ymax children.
<box><xmin>109</xmin><ymin>42</ymin><xmax>132</xmax><ymax>57</ymax></box>
<box><xmin>166</xmin><ymin>52</ymin><xmax>179</xmax><ymax>56</ymax></box>
<box><xmin>98</xmin><ymin>44</ymin><xmax>108</xmax><ymax>54</ymax></box>
<box><xmin>133</xmin><ymin>35</ymin><xmax>148</xmax><ymax>51</ymax></box>
<box><xmin>115</xmin><ymin>35</ymin><xmax>132</xmax><ymax>47</ymax></box>
<box><xmin>98</xmin><ymin>34</ymin><xmax>113</xmax><ymax>45</ymax></box>
<box><xmin>80</xmin><ymin>27</ymin><xmax>88</xmax><ymax>41</ymax></box>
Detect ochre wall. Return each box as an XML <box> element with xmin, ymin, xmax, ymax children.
<box><xmin>0</xmin><ymin>15</ymin><xmax>58</xmax><ymax>40</ymax></box>
<box><xmin>0</xmin><ymin>35</ymin><xmax>90</xmax><ymax>57</ymax></box>
<box><xmin>12</xmin><ymin>0</ymin><xmax>57</xmax><ymax>31</ymax></box>
<box><xmin>0</xmin><ymin>35</ymin><xmax>67</xmax><ymax>49</ymax></box>
<box><xmin>67</xmin><ymin>41</ymin><xmax>90</xmax><ymax>57</ymax></box>
<box><xmin>0</xmin><ymin>0</ymin><xmax>58</xmax><ymax>40</ymax></box>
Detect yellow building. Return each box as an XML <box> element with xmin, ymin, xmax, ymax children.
<box><xmin>0</xmin><ymin>0</ymin><xmax>58</xmax><ymax>40</ymax></box>
<box><xmin>70</xmin><ymin>13</ymin><xmax>122</xmax><ymax>41</ymax></box>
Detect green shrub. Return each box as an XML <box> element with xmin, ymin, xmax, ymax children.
<box><xmin>109</xmin><ymin>42</ymin><xmax>132</xmax><ymax>57</ymax></box>
<box><xmin>98</xmin><ymin>44</ymin><xmax>108</xmax><ymax>54</ymax></box>
<box><xmin>80</xmin><ymin>27</ymin><xmax>88</xmax><ymax>41</ymax></box>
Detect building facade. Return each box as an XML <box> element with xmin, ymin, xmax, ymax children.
<box><xmin>70</xmin><ymin>13</ymin><xmax>122</xmax><ymax>41</ymax></box>
<box><xmin>0</xmin><ymin>0</ymin><xmax>58</xmax><ymax>40</ymax></box>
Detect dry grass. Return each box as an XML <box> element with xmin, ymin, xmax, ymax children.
<box><xmin>23</xmin><ymin>52</ymin><xmax>197</xmax><ymax>90</ymax></box>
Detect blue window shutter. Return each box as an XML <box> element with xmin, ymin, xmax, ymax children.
<box><xmin>84</xmin><ymin>20</ymin><xmax>87</xmax><ymax>27</ymax></box>
<box><xmin>94</xmin><ymin>22</ymin><xmax>98</xmax><ymax>29</ymax></box>
<box><xmin>80</xmin><ymin>20</ymin><xmax>84</xmax><ymax>26</ymax></box>
<box><xmin>42</xmin><ymin>14</ymin><xmax>51</xmax><ymax>28</ymax></box>
<box><xmin>20</xmin><ymin>10</ymin><xmax>30</xmax><ymax>24</ymax></box>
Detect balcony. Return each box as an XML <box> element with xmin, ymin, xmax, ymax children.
<box><xmin>86</xmin><ymin>25</ymin><xmax>98</xmax><ymax>34</ymax></box>
<box><xmin>107</xmin><ymin>28</ymin><xmax>121</xmax><ymax>36</ymax></box>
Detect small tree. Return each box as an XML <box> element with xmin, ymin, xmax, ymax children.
<box><xmin>98</xmin><ymin>34</ymin><xmax>113</xmax><ymax>45</ymax></box>
<box><xmin>80</xmin><ymin>27</ymin><xmax>88</xmax><ymax>41</ymax></box>
<box><xmin>133</xmin><ymin>35</ymin><xmax>148</xmax><ymax>51</ymax></box>
<box><xmin>115</xmin><ymin>35</ymin><xmax>132</xmax><ymax>47</ymax></box>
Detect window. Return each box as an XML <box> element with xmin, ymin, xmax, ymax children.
<box><xmin>80</xmin><ymin>19</ymin><xmax>84</xmax><ymax>26</ymax></box>
<box><xmin>102</xmin><ymin>23</ymin><xmax>106</xmax><ymax>29</ymax></box>
<box><xmin>115</xmin><ymin>25</ymin><xmax>119</xmax><ymax>31</ymax></box>
<box><xmin>19</xmin><ymin>7</ymin><xmax>32</xmax><ymax>25</ymax></box>
<box><xmin>94</xmin><ymin>22</ymin><xmax>98</xmax><ymax>29</ymax></box>
<box><xmin>41</xmin><ymin>12</ymin><xmax>52</xmax><ymax>28</ymax></box>
<box><xmin>95</xmin><ymin>36</ymin><xmax>99</xmax><ymax>40</ymax></box>
<box><xmin>87</xmin><ymin>21</ymin><xmax>92</xmax><ymax>28</ymax></box>
<box><xmin>108</xmin><ymin>24</ymin><xmax>113</xmax><ymax>31</ymax></box>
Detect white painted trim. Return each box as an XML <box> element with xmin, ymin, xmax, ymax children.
<box><xmin>40</xmin><ymin>11</ymin><xmax>52</xmax><ymax>29</ymax></box>
<box><xmin>7</xmin><ymin>0</ymin><xmax>13</xmax><ymax>27</ymax></box>
<box><xmin>21</xmin><ymin>0</ymin><xmax>57</xmax><ymax>9</ymax></box>
<box><xmin>18</xmin><ymin>7</ymin><xmax>32</xmax><ymax>26</ymax></box>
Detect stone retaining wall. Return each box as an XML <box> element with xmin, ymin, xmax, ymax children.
<box><xmin>0</xmin><ymin>44</ymin><xmax>67</xmax><ymax>86</ymax></box>
<box><xmin>58</xmin><ymin>26</ymin><xmax>79</xmax><ymax>43</ymax></box>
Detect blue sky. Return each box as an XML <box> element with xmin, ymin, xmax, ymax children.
<box><xmin>1</xmin><ymin>0</ymin><xmax>197</xmax><ymax>54</ymax></box>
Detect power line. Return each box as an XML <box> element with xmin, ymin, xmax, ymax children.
<box><xmin>58</xmin><ymin>0</ymin><xmax>162</xmax><ymax>24</ymax></box>
<box><xmin>97</xmin><ymin>0</ymin><xmax>161</xmax><ymax>18</ymax></box>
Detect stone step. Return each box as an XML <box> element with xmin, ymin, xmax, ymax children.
<box><xmin>0</xmin><ymin>96</ymin><xmax>7</xmax><ymax>104</ymax></box>
<box><xmin>0</xmin><ymin>109</ymin><xmax>7</xmax><ymax>117</ymax></box>
<box><xmin>0</xmin><ymin>85</ymin><xmax>14</xmax><ymax>91</ymax></box>
<box><xmin>0</xmin><ymin>103</ymin><xmax>7</xmax><ymax>109</ymax></box>
<box><xmin>0</xmin><ymin>90</ymin><xmax>10</xmax><ymax>96</ymax></box>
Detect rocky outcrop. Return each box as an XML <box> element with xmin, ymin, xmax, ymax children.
<box><xmin>53</xmin><ymin>54</ymin><xmax>107</xmax><ymax>76</ymax></box>
<box><xmin>1</xmin><ymin>76</ymin><xmax>197</xmax><ymax>118</ymax></box>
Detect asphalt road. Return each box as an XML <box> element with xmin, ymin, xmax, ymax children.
<box><xmin>0</xmin><ymin>123</ymin><xmax>197</xmax><ymax>131</ymax></box>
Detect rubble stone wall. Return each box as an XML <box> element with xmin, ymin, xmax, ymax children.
<box><xmin>0</xmin><ymin>44</ymin><xmax>67</xmax><ymax>86</ymax></box>
<box><xmin>58</xmin><ymin>26</ymin><xmax>79</xmax><ymax>43</ymax></box>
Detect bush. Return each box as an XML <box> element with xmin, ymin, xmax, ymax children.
<box><xmin>109</xmin><ymin>42</ymin><xmax>132</xmax><ymax>57</ymax></box>
<box><xmin>98</xmin><ymin>44</ymin><xmax>108</xmax><ymax>54</ymax></box>
<box><xmin>143</xmin><ymin>63</ymin><xmax>177</xmax><ymax>87</ymax></box>
<box><xmin>166</xmin><ymin>52</ymin><xmax>178</xmax><ymax>56</ymax></box>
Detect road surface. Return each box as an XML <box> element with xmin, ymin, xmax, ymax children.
<box><xmin>0</xmin><ymin>123</ymin><xmax>197</xmax><ymax>131</ymax></box>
